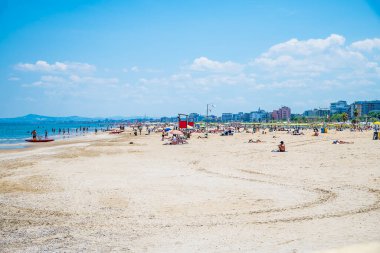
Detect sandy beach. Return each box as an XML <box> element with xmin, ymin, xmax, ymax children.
<box><xmin>1</xmin><ymin>129</ymin><xmax>380</xmax><ymax>252</ymax></box>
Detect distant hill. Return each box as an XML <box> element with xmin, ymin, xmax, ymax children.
<box><xmin>0</xmin><ymin>114</ymin><xmax>153</xmax><ymax>123</ymax></box>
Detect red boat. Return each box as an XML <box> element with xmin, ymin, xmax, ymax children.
<box><xmin>25</xmin><ymin>138</ymin><xmax>54</xmax><ymax>142</ymax></box>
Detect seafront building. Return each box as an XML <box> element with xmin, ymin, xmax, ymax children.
<box><xmin>330</xmin><ymin>101</ymin><xmax>349</xmax><ymax>114</ymax></box>
<box><xmin>303</xmin><ymin>108</ymin><xmax>330</xmax><ymax>118</ymax></box>
<box><xmin>232</xmin><ymin>112</ymin><xmax>244</xmax><ymax>121</ymax></box>
<box><xmin>221</xmin><ymin>113</ymin><xmax>233</xmax><ymax>122</ymax></box>
<box><xmin>272</xmin><ymin>106</ymin><xmax>291</xmax><ymax>121</ymax></box>
<box><xmin>189</xmin><ymin>113</ymin><xmax>204</xmax><ymax>122</ymax></box>
<box><xmin>220</xmin><ymin>109</ymin><xmax>269</xmax><ymax>122</ymax></box>
<box><xmin>157</xmin><ymin>100</ymin><xmax>379</xmax><ymax>124</ymax></box>
<box><xmin>160</xmin><ymin>116</ymin><xmax>178</xmax><ymax>123</ymax></box>
<box><xmin>349</xmin><ymin>100</ymin><xmax>380</xmax><ymax>118</ymax></box>
<box><xmin>329</xmin><ymin>100</ymin><xmax>380</xmax><ymax>118</ymax></box>
<box><xmin>251</xmin><ymin>108</ymin><xmax>268</xmax><ymax>122</ymax></box>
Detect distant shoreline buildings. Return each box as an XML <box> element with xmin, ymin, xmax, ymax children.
<box><xmin>158</xmin><ymin>99</ymin><xmax>380</xmax><ymax>123</ymax></box>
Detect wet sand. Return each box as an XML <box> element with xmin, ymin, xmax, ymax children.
<box><xmin>1</xmin><ymin>129</ymin><xmax>379</xmax><ymax>252</ymax></box>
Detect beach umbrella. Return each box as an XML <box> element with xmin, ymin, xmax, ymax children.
<box><xmin>169</xmin><ymin>130</ymin><xmax>184</xmax><ymax>135</ymax></box>
<box><xmin>374</xmin><ymin>121</ymin><xmax>380</xmax><ymax>125</ymax></box>
<box><xmin>164</xmin><ymin>127</ymin><xmax>172</xmax><ymax>132</ymax></box>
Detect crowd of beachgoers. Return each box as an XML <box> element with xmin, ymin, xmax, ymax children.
<box><xmin>81</xmin><ymin>121</ymin><xmax>380</xmax><ymax>152</ymax></box>
<box><xmin>26</xmin><ymin>121</ymin><xmax>380</xmax><ymax>152</ymax></box>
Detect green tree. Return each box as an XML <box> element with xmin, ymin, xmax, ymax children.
<box><xmin>342</xmin><ymin>113</ymin><xmax>348</xmax><ymax>122</ymax></box>
<box><xmin>368</xmin><ymin>111</ymin><xmax>380</xmax><ymax>120</ymax></box>
<box><xmin>330</xmin><ymin>113</ymin><xmax>342</xmax><ymax>122</ymax></box>
<box><xmin>354</xmin><ymin>108</ymin><xmax>359</xmax><ymax>118</ymax></box>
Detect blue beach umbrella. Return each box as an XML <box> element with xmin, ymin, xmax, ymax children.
<box><xmin>164</xmin><ymin>127</ymin><xmax>172</xmax><ymax>132</ymax></box>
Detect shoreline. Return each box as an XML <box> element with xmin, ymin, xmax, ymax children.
<box><xmin>0</xmin><ymin>131</ymin><xmax>129</xmax><ymax>159</ymax></box>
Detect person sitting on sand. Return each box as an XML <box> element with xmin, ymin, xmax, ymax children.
<box><xmin>278</xmin><ymin>141</ymin><xmax>285</xmax><ymax>152</ymax></box>
<box><xmin>272</xmin><ymin>141</ymin><xmax>286</xmax><ymax>152</ymax></box>
<box><xmin>271</xmin><ymin>141</ymin><xmax>286</xmax><ymax>152</ymax></box>
<box><xmin>248</xmin><ymin>139</ymin><xmax>263</xmax><ymax>143</ymax></box>
<box><xmin>178</xmin><ymin>136</ymin><xmax>188</xmax><ymax>144</ymax></box>
<box><xmin>163</xmin><ymin>135</ymin><xmax>184</xmax><ymax>145</ymax></box>
<box><xmin>161</xmin><ymin>131</ymin><xmax>165</xmax><ymax>141</ymax></box>
<box><xmin>292</xmin><ymin>129</ymin><xmax>304</xmax><ymax>135</ymax></box>
<box><xmin>332</xmin><ymin>140</ymin><xmax>354</xmax><ymax>144</ymax></box>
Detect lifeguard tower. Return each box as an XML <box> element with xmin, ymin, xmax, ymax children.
<box><xmin>188</xmin><ymin>117</ymin><xmax>195</xmax><ymax>128</ymax></box>
<box><xmin>178</xmin><ymin>114</ymin><xmax>189</xmax><ymax>129</ymax></box>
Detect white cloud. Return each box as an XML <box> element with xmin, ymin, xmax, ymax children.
<box><xmin>16</xmin><ymin>60</ymin><xmax>96</xmax><ymax>73</ymax></box>
<box><xmin>351</xmin><ymin>38</ymin><xmax>380</xmax><ymax>52</ymax></box>
<box><xmin>134</xmin><ymin>34</ymin><xmax>380</xmax><ymax>97</ymax></box>
<box><xmin>131</xmin><ymin>34</ymin><xmax>380</xmax><ymax>112</ymax></box>
<box><xmin>122</xmin><ymin>67</ymin><xmax>138</xmax><ymax>73</ymax></box>
<box><xmin>41</xmin><ymin>75</ymin><xmax>66</xmax><ymax>83</ymax></box>
<box><xmin>69</xmin><ymin>75</ymin><xmax>119</xmax><ymax>85</ymax></box>
<box><xmin>264</xmin><ymin>34</ymin><xmax>345</xmax><ymax>56</ymax></box>
<box><xmin>122</xmin><ymin>66</ymin><xmax>160</xmax><ymax>73</ymax></box>
<box><xmin>8</xmin><ymin>77</ymin><xmax>20</xmax><ymax>81</ymax></box>
<box><xmin>23</xmin><ymin>74</ymin><xmax>119</xmax><ymax>88</ymax></box>
<box><xmin>12</xmin><ymin>35</ymin><xmax>380</xmax><ymax>113</ymax></box>
<box><xmin>131</xmin><ymin>66</ymin><xmax>139</xmax><ymax>72</ymax></box>
<box><xmin>250</xmin><ymin>34</ymin><xmax>380</xmax><ymax>88</ymax></box>
<box><xmin>190</xmin><ymin>57</ymin><xmax>244</xmax><ymax>73</ymax></box>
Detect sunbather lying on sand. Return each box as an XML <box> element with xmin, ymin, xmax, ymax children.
<box><xmin>332</xmin><ymin>140</ymin><xmax>354</xmax><ymax>144</ymax></box>
<box><xmin>248</xmin><ymin>139</ymin><xmax>263</xmax><ymax>143</ymax></box>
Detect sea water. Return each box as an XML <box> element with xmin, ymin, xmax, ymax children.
<box><xmin>0</xmin><ymin>122</ymin><xmax>115</xmax><ymax>149</ymax></box>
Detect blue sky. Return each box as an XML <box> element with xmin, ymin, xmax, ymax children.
<box><xmin>1</xmin><ymin>0</ymin><xmax>380</xmax><ymax>117</ymax></box>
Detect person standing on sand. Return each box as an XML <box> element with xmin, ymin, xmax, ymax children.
<box><xmin>374</xmin><ymin>125</ymin><xmax>379</xmax><ymax>140</ymax></box>
<box><xmin>161</xmin><ymin>130</ymin><xmax>165</xmax><ymax>141</ymax></box>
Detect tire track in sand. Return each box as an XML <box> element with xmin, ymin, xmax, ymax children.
<box><xmin>183</xmin><ymin>161</ymin><xmax>380</xmax><ymax>226</ymax></box>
